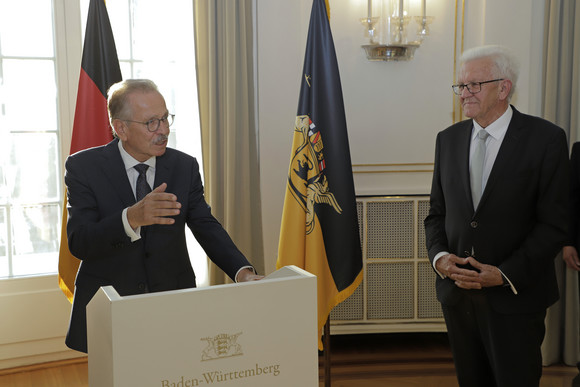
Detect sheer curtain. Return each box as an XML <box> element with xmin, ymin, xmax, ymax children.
<box><xmin>541</xmin><ymin>0</ymin><xmax>580</xmax><ymax>367</ymax></box>
<box><xmin>193</xmin><ymin>0</ymin><xmax>265</xmax><ymax>284</ymax></box>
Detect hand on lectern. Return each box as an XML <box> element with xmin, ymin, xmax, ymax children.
<box><xmin>237</xmin><ymin>268</ymin><xmax>264</xmax><ymax>282</ymax></box>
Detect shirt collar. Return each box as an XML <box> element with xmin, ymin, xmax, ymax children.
<box><xmin>117</xmin><ymin>140</ymin><xmax>156</xmax><ymax>171</ymax></box>
<box><xmin>472</xmin><ymin>105</ymin><xmax>513</xmax><ymax>141</ymax></box>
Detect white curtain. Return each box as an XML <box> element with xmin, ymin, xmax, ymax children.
<box><xmin>193</xmin><ymin>0</ymin><xmax>265</xmax><ymax>284</ymax></box>
<box><xmin>541</xmin><ymin>0</ymin><xmax>580</xmax><ymax>367</ymax></box>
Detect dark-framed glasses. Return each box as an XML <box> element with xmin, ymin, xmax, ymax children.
<box><xmin>451</xmin><ymin>78</ymin><xmax>504</xmax><ymax>95</ymax></box>
<box><xmin>123</xmin><ymin>113</ymin><xmax>175</xmax><ymax>132</ymax></box>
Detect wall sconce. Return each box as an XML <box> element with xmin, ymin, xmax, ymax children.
<box><xmin>361</xmin><ymin>0</ymin><xmax>434</xmax><ymax>61</ymax></box>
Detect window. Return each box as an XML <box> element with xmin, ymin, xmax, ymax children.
<box><xmin>0</xmin><ymin>0</ymin><xmax>61</xmax><ymax>277</ymax></box>
<box><xmin>0</xmin><ymin>0</ymin><xmax>207</xmax><ymax>285</ymax></box>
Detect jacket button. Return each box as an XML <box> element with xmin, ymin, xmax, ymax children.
<box><xmin>470</xmin><ymin>221</ymin><xmax>478</xmax><ymax>228</ymax></box>
<box><xmin>138</xmin><ymin>283</ymin><xmax>147</xmax><ymax>291</ymax></box>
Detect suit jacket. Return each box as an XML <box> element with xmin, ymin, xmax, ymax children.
<box><xmin>64</xmin><ymin>139</ymin><xmax>252</xmax><ymax>352</ymax></box>
<box><xmin>424</xmin><ymin>106</ymin><xmax>569</xmax><ymax>314</ymax></box>
<box><xmin>567</xmin><ymin>142</ymin><xmax>580</xmax><ymax>249</ymax></box>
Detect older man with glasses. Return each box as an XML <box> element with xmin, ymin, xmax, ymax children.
<box><xmin>64</xmin><ymin>79</ymin><xmax>262</xmax><ymax>354</ymax></box>
<box><xmin>424</xmin><ymin>45</ymin><xmax>569</xmax><ymax>387</ymax></box>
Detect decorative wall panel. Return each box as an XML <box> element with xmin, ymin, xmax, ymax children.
<box><xmin>330</xmin><ymin>196</ymin><xmax>445</xmax><ymax>334</ymax></box>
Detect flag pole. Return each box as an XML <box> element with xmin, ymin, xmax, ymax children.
<box><xmin>324</xmin><ymin>318</ymin><xmax>331</xmax><ymax>386</ymax></box>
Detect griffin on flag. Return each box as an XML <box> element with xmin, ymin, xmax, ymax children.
<box><xmin>276</xmin><ymin>0</ymin><xmax>363</xmax><ymax>350</ymax></box>
<box><xmin>58</xmin><ymin>0</ymin><xmax>122</xmax><ymax>302</ymax></box>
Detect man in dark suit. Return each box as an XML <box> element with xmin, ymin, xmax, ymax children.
<box><xmin>64</xmin><ymin>79</ymin><xmax>262</xmax><ymax>353</ymax></box>
<box><xmin>563</xmin><ymin>143</ymin><xmax>580</xmax><ymax>273</ymax></box>
<box><xmin>424</xmin><ymin>45</ymin><xmax>569</xmax><ymax>386</ymax></box>
<box><xmin>563</xmin><ymin>142</ymin><xmax>580</xmax><ymax>387</ymax></box>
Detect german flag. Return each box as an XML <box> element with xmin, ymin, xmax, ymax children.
<box><xmin>58</xmin><ymin>0</ymin><xmax>122</xmax><ymax>302</ymax></box>
<box><xmin>276</xmin><ymin>0</ymin><xmax>363</xmax><ymax>350</ymax></box>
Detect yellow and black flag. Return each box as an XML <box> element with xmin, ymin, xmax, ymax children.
<box><xmin>276</xmin><ymin>0</ymin><xmax>363</xmax><ymax>350</ymax></box>
<box><xmin>58</xmin><ymin>0</ymin><xmax>122</xmax><ymax>302</ymax></box>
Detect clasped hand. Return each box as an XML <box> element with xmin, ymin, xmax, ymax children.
<box><xmin>435</xmin><ymin>254</ymin><xmax>503</xmax><ymax>290</ymax></box>
<box><xmin>127</xmin><ymin>183</ymin><xmax>181</xmax><ymax>229</ymax></box>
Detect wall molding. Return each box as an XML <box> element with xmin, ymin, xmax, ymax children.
<box><xmin>353</xmin><ymin>163</ymin><xmax>434</xmax><ymax>174</ymax></box>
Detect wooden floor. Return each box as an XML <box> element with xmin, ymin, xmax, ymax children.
<box><xmin>0</xmin><ymin>333</ymin><xmax>576</xmax><ymax>386</ymax></box>
<box><xmin>319</xmin><ymin>333</ymin><xmax>578</xmax><ymax>387</ymax></box>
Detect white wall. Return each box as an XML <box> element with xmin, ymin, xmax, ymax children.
<box><xmin>257</xmin><ymin>0</ymin><xmax>545</xmax><ymax>276</ymax></box>
<box><xmin>0</xmin><ymin>276</ymin><xmax>84</xmax><ymax>369</ymax></box>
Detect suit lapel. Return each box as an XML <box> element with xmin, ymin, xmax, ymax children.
<box><xmin>146</xmin><ymin>150</ymin><xmax>174</xmax><ymax>245</ymax></box>
<box><xmin>477</xmin><ymin>106</ymin><xmax>524</xmax><ymax>210</ymax></box>
<box><xmin>457</xmin><ymin>121</ymin><xmax>473</xmax><ymax>210</ymax></box>
<box><xmin>154</xmin><ymin>150</ymin><xmax>173</xmax><ymax>190</ymax></box>
<box><xmin>102</xmin><ymin>139</ymin><xmax>136</xmax><ymax>206</ymax></box>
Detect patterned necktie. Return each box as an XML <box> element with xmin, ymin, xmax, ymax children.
<box><xmin>134</xmin><ymin>163</ymin><xmax>151</xmax><ymax>202</ymax></box>
<box><xmin>470</xmin><ymin>129</ymin><xmax>490</xmax><ymax>209</ymax></box>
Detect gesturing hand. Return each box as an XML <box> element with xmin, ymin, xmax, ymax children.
<box><xmin>127</xmin><ymin>182</ymin><xmax>181</xmax><ymax>229</ymax></box>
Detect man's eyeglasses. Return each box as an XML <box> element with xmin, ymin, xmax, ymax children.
<box><xmin>451</xmin><ymin>79</ymin><xmax>504</xmax><ymax>95</ymax></box>
<box><xmin>122</xmin><ymin>114</ymin><xmax>175</xmax><ymax>132</ymax></box>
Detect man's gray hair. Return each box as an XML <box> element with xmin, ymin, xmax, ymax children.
<box><xmin>107</xmin><ymin>79</ymin><xmax>160</xmax><ymax>136</ymax></box>
<box><xmin>461</xmin><ymin>45</ymin><xmax>519</xmax><ymax>101</ymax></box>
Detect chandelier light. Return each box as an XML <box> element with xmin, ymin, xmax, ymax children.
<box><xmin>360</xmin><ymin>0</ymin><xmax>434</xmax><ymax>61</ymax></box>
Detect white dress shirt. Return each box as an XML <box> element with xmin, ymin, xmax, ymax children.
<box><xmin>118</xmin><ymin>140</ymin><xmax>155</xmax><ymax>242</ymax></box>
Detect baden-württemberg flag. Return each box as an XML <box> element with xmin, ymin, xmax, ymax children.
<box><xmin>276</xmin><ymin>0</ymin><xmax>363</xmax><ymax>350</ymax></box>
<box><xmin>58</xmin><ymin>0</ymin><xmax>122</xmax><ymax>303</ymax></box>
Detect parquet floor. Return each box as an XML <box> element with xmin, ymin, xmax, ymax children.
<box><xmin>0</xmin><ymin>333</ymin><xmax>576</xmax><ymax>386</ymax></box>
<box><xmin>319</xmin><ymin>333</ymin><xmax>578</xmax><ymax>387</ymax></box>
<box><xmin>0</xmin><ymin>359</ymin><xmax>88</xmax><ymax>386</ymax></box>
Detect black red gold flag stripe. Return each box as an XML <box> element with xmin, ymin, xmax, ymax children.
<box><xmin>58</xmin><ymin>0</ymin><xmax>122</xmax><ymax>302</ymax></box>
<box><xmin>276</xmin><ymin>0</ymin><xmax>363</xmax><ymax>350</ymax></box>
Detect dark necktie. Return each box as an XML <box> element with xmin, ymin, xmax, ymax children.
<box><xmin>134</xmin><ymin>163</ymin><xmax>151</xmax><ymax>201</ymax></box>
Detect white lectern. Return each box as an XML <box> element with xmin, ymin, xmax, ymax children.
<box><xmin>86</xmin><ymin>265</ymin><xmax>318</xmax><ymax>386</ymax></box>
